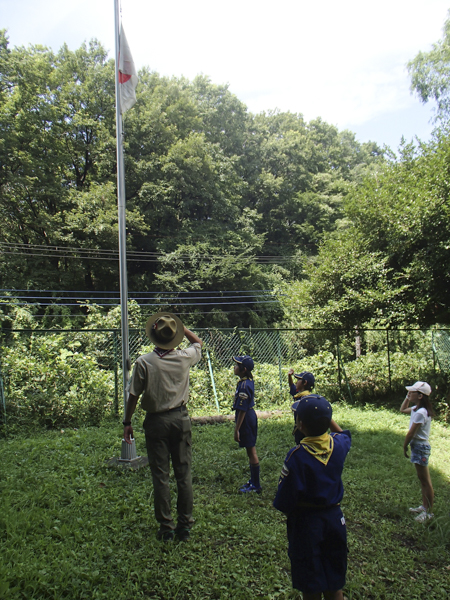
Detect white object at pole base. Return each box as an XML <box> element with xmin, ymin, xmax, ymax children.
<box><xmin>118</xmin><ymin>438</ymin><xmax>141</xmax><ymax>462</ymax></box>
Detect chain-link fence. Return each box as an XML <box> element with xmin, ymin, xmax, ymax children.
<box><xmin>432</xmin><ymin>329</ymin><xmax>450</xmax><ymax>372</ymax></box>
<box><xmin>0</xmin><ymin>327</ymin><xmax>448</xmax><ymax>427</ymax></box>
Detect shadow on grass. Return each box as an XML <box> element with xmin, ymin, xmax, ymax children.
<box><xmin>0</xmin><ymin>407</ymin><xmax>449</xmax><ymax>600</ymax></box>
<box><xmin>191</xmin><ymin>409</ymin><xmax>450</xmax><ymax>599</ymax></box>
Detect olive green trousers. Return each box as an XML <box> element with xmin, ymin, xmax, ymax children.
<box><xmin>143</xmin><ymin>406</ymin><xmax>193</xmax><ymax>533</ymax></box>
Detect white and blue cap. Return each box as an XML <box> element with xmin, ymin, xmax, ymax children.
<box><xmin>292</xmin><ymin>394</ymin><xmax>332</xmax><ymax>422</ymax></box>
<box><xmin>233</xmin><ymin>355</ymin><xmax>254</xmax><ymax>371</ymax></box>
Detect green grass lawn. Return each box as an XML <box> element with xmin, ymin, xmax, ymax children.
<box><xmin>1</xmin><ymin>405</ymin><xmax>449</xmax><ymax>599</ymax></box>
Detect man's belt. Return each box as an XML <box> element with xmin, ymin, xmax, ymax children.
<box><xmin>151</xmin><ymin>404</ymin><xmax>186</xmax><ymax>415</ymax></box>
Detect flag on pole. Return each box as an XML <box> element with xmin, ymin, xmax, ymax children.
<box><xmin>119</xmin><ymin>24</ymin><xmax>138</xmax><ymax>113</ymax></box>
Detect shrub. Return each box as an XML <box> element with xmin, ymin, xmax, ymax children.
<box><xmin>2</xmin><ymin>333</ymin><xmax>114</xmax><ymax>429</ymax></box>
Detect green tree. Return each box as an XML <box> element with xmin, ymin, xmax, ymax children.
<box><xmin>345</xmin><ymin>137</ymin><xmax>450</xmax><ymax>326</ymax></box>
<box><xmin>243</xmin><ymin>112</ymin><xmax>383</xmax><ymax>262</ymax></box>
<box><xmin>0</xmin><ymin>33</ymin><xmax>385</xmax><ymax>329</ymax></box>
<box><xmin>408</xmin><ymin>10</ymin><xmax>450</xmax><ymax>123</ymax></box>
<box><xmin>302</xmin><ymin>231</ymin><xmax>412</xmax><ymax>328</ymax></box>
<box><xmin>302</xmin><ymin>135</ymin><xmax>450</xmax><ymax>329</ymax></box>
<box><xmin>0</xmin><ymin>33</ymin><xmax>131</xmax><ymax>291</ymax></box>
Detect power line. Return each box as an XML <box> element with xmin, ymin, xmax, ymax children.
<box><xmin>0</xmin><ymin>293</ymin><xmax>279</xmax><ymax>301</ymax></box>
<box><xmin>0</xmin><ymin>300</ymin><xmax>279</xmax><ymax>307</ymax></box>
<box><xmin>0</xmin><ymin>242</ymin><xmax>299</xmax><ymax>263</ymax></box>
<box><xmin>13</xmin><ymin>306</ymin><xmax>276</xmax><ymax>318</ymax></box>
<box><xmin>0</xmin><ymin>288</ymin><xmax>277</xmax><ymax>293</ymax></box>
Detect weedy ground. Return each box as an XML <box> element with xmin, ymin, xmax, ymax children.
<box><xmin>1</xmin><ymin>404</ymin><xmax>449</xmax><ymax>599</ymax></box>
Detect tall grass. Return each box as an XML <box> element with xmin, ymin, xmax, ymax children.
<box><xmin>1</xmin><ymin>405</ymin><xmax>449</xmax><ymax>599</ymax></box>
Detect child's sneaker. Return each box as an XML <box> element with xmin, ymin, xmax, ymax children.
<box><xmin>409</xmin><ymin>505</ymin><xmax>426</xmax><ymax>513</ymax></box>
<box><xmin>414</xmin><ymin>511</ymin><xmax>434</xmax><ymax>523</ymax></box>
<box><xmin>239</xmin><ymin>480</ymin><xmax>252</xmax><ymax>492</ymax></box>
<box><xmin>239</xmin><ymin>482</ymin><xmax>262</xmax><ymax>494</ymax></box>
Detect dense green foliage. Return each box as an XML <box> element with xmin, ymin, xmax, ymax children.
<box><xmin>2</xmin><ymin>307</ymin><xmax>447</xmax><ymax>430</ymax></box>
<box><xmin>1</xmin><ymin>332</ymin><xmax>115</xmax><ymax>429</ymax></box>
<box><xmin>292</xmin><ymin>136</ymin><xmax>450</xmax><ymax>329</ymax></box>
<box><xmin>276</xmin><ymin>12</ymin><xmax>450</xmax><ymax>330</ymax></box>
<box><xmin>2</xmin><ymin>12</ymin><xmax>450</xmax><ymax>432</ymax></box>
<box><xmin>1</xmin><ymin>408</ymin><xmax>449</xmax><ymax>599</ymax></box>
<box><xmin>408</xmin><ymin>10</ymin><xmax>450</xmax><ymax>123</ymax></box>
<box><xmin>3</xmin><ymin>18</ymin><xmax>450</xmax><ymax>331</ymax></box>
<box><xmin>0</xmin><ymin>29</ymin><xmax>383</xmax><ymax>328</ymax></box>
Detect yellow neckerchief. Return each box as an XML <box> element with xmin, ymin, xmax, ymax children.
<box><xmin>300</xmin><ymin>433</ymin><xmax>334</xmax><ymax>465</ymax></box>
<box><xmin>293</xmin><ymin>390</ymin><xmax>311</xmax><ymax>400</ymax></box>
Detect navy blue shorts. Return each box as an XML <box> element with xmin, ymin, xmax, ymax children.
<box><xmin>287</xmin><ymin>505</ymin><xmax>347</xmax><ymax>593</ymax></box>
<box><xmin>237</xmin><ymin>408</ymin><xmax>257</xmax><ymax>448</ymax></box>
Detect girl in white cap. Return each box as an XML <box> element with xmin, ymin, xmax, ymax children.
<box><xmin>400</xmin><ymin>381</ymin><xmax>434</xmax><ymax>522</ymax></box>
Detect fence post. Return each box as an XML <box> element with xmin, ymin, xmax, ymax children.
<box><xmin>113</xmin><ymin>330</ymin><xmax>119</xmax><ymax>415</ymax></box>
<box><xmin>0</xmin><ymin>354</ymin><xmax>6</xmax><ymax>427</ymax></box>
<box><xmin>431</xmin><ymin>329</ymin><xmax>437</xmax><ymax>376</ymax></box>
<box><xmin>206</xmin><ymin>348</ymin><xmax>220</xmax><ymax>413</ymax></box>
<box><xmin>336</xmin><ymin>338</ymin><xmax>354</xmax><ymax>403</ymax></box>
<box><xmin>336</xmin><ymin>331</ymin><xmax>341</xmax><ymax>390</ymax></box>
<box><xmin>386</xmin><ymin>329</ymin><xmax>392</xmax><ymax>392</ymax></box>
<box><xmin>277</xmin><ymin>330</ymin><xmax>282</xmax><ymax>392</ymax></box>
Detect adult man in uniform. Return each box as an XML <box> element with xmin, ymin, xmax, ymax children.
<box><xmin>123</xmin><ymin>312</ymin><xmax>203</xmax><ymax>542</ymax></box>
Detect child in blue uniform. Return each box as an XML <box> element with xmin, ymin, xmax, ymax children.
<box><xmin>288</xmin><ymin>370</ymin><xmax>315</xmax><ymax>445</ymax></box>
<box><xmin>274</xmin><ymin>394</ymin><xmax>351</xmax><ymax>600</ymax></box>
<box><xmin>232</xmin><ymin>355</ymin><xmax>261</xmax><ymax>493</ymax></box>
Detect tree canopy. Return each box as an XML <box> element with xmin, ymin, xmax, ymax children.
<box><xmin>408</xmin><ymin>10</ymin><xmax>450</xmax><ymax>123</ymax></box>
<box><xmin>5</xmin><ymin>19</ymin><xmax>450</xmax><ymax>331</ymax></box>
<box><xmin>0</xmin><ymin>30</ymin><xmax>384</xmax><ymax>328</ymax></box>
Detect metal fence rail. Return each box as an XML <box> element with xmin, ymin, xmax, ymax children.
<box><xmin>0</xmin><ymin>327</ymin><xmax>447</xmax><ymax>425</ymax></box>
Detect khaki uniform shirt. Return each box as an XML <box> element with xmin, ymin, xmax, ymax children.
<box><xmin>129</xmin><ymin>343</ymin><xmax>202</xmax><ymax>413</ymax></box>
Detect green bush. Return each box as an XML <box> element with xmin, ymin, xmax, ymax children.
<box><xmin>2</xmin><ymin>325</ymin><xmax>448</xmax><ymax>431</ymax></box>
<box><xmin>2</xmin><ymin>333</ymin><xmax>114</xmax><ymax>429</ymax></box>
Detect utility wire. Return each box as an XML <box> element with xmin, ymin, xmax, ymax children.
<box><xmin>0</xmin><ymin>242</ymin><xmax>299</xmax><ymax>263</ymax></box>
<box><xmin>0</xmin><ymin>300</ymin><xmax>278</xmax><ymax>306</ymax></box>
<box><xmin>14</xmin><ymin>306</ymin><xmax>275</xmax><ymax>318</ymax></box>
<box><xmin>0</xmin><ymin>293</ymin><xmax>278</xmax><ymax>301</ymax></box>
<box><xmin>0</xmin><ymin>288</ymin><xmax>277</xmax><ymax>293</ymax></box>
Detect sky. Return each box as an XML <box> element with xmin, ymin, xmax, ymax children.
<box><xmin>2</xmin><ymin>0</ymin><xmax>449</xmax><ymax>150</ymax></box>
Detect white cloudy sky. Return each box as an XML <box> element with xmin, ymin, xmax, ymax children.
<box><xmin>2</xmin><ymin>0</ymin><xmax>449</xmax><ymax>149</ymax></box>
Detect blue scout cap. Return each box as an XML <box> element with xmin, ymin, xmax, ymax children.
<box><xmin>292</xmin><ymin>394</ymin><xmax>332</xmax><ymax>422</ymax></box>
<box><xmin>233</xmin><ymin>355</ymin><xmax>254</xmax><ymax>371</ymax></box>
<box><xmin>293</xmin><ymin>371</ymin><xmax>315</xmax><ymax>388</ymax></box>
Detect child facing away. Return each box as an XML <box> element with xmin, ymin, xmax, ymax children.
<box><xmin>400</xmin><ymin>381</ymin><xmax>435</xmax><ymax>522</ymax></box>
<box><xmin>232</xmin><ymin>355</ymin><xmax>261</xmax><ymax>494</ymax></box>
<box><xmin>273</xmin><ymin>394</ymin><xmax>351</xmax><ymax>600</ymax></box>
<box><xmin>288</xmin><ymin>369</ymin><xmax>315</xmax><ymax>445</ymax></box>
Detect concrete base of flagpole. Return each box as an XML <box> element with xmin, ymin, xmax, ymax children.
<box><xmin>106</xmin><ymin>438</ymin><xmax>148</xmax><ymax>470</ymax></box>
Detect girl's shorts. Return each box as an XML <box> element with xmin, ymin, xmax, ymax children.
<box><xmin>410</xmin><ymin>442</ymin><xmax>431</xmax><ymax>466</ymax></box>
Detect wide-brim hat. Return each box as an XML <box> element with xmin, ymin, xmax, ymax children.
<box><xmin>145</xmin><ymin>312</ymin><xmax>184</xmax><ymax>349</ymax></box>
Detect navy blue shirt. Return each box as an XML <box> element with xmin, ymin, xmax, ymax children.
<box><xmin>273</xmin><ymin>430</ymin><xmax>352</xmax><ymax>514</ymax></box>
<box><xmin>233</xmin><ymin>378</ymin><xmax>255</xmax><ymax>412</ymax></box>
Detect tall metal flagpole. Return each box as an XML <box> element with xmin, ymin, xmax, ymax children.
<box><xmin>114</xmin><ymin>0</ymin><xmax>130</xmax><ymax>413</ymax></box>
